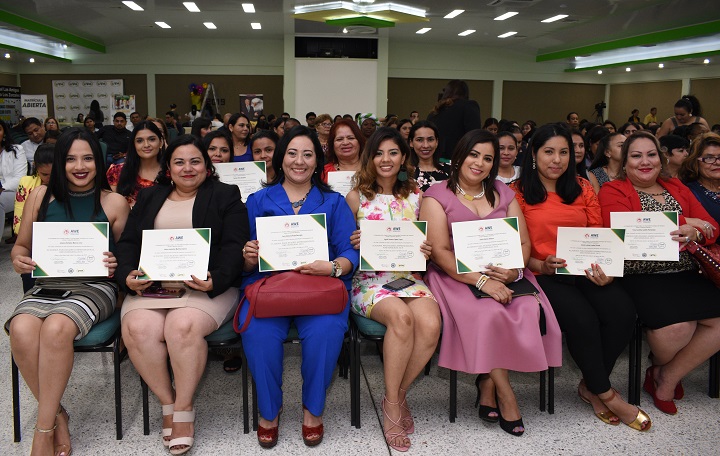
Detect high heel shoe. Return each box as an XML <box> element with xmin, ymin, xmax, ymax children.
<box><xmin>169</xmin><ymin>408</ymin><xmax>195</xmax><ymax>455</ymax></box>
<box><xmin>496</xmin><ymin>394</ymin><xmax>524</xmax><ymax>437</ymax></box>
<box><xmin>54</xmin><ymin>405</ymin><xmax>72</xmax><ymax>456</ymax></box>
<box><xmin>257</xmin><ymin>409</ymin><xmax>281</xmax><ymax>449</ymax></box>
<box><xmin>382</xmin><ymin>396</ymin><xmax>410</xmax><ymax>452</ymax></box>
<box><xmin>643</xmin><ymin>367</ymin><xmax>677</xmax><ymax>415</ymax></box>
<box><xmin>649</xmin><ymin>352</ymin><xmax>683</xmax><ymax>399</ymax></box>
<box><xmin>302</xmin><ymin>405</ymin><xmax>324</xmax><ymax>447</ymax></box>
<box><xmin>600</xmin><ymin>389</ymin><xmax>651</xmax><ymax>431</ymax></box>
<box><xmin>577</xmin><ymin>382</ymin><xmax>619</xmax><ymax>426</ymax></box>
<box><xmin>475</xmin><ymin>374</ymin><xmax>499</xmax><ymax>423</ymax></box>
<box><xmin>398</xmin><ymin>387</ymin><xmax>414</xmax><ymax>434</ymax></box>
<box><xmin>161</xmin><ymin>403</ymin><xmax>174</xmax><ymax>447</ymax></box>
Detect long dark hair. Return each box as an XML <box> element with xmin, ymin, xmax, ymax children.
<box><xmin>676</xmin><ymin>95</ymin><xmax>702</xmax><ymax>117</ymax></box>
<box><xmin>228</xmin><ymin>112</ymin><xmax>252</xmax><ymax>146</ymax></box>
<box><xmin>266</xmin><ymin>125</ymin><xmax>332</xmax><ymax>192</ymax></box>
<box><xmin>431</xmin><ymin>80</ymin><xmax>470</xmax><ymax>114</ymax></box>
<box><xmin>446</xmin><ymin>129</ymin><xmax>499</xmax><ymax>208</ymax></box>
<box><xmin>38</xmin><ymin>128</ymin><xmax>109</xmax><ymax>221</ymax></box>
<box><xmin>516</xmin><ymin>123</ymin><xmax>581</xmax><ymax>205</ymax></box>
<box><xmin>0</xmin><ymin>120</ymin><xmax>17</xmax><ymax>155</ymax></box>
<box><xmin>354</xmin><ymin>127</ymin><xmax>415</xmax><ymax>200</ymax></box>
<box><xmin>116</xmin><ymin>121</ymin><xmax>164</xmax><ymax>197</ymax></box>
<box><xmin>408</xmin><ymin>120</ymin><xmax>441</xmax><ymax>168</ymax></box>
<box><xmin>589</xmin><ymin>131</ymin><xmax>623</xmax><ymax>170</ymax></box>
<box><xmin>157</xmin><ymin>134</ymin><xmax>216</xmax><ymax>186</ymax></box>
<box><xmin>190</xmin><ymin>117</ymin><xmax>212</xmax><ymax>138</ymax></box>
<box><xmin>89</xmin><ymin>100</ymin><xmax>104</xmax><ymax>123</ymax></box>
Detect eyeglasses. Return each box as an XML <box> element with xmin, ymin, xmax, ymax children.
<box><xmin>319</xmin><ymin>122</ymin><xmax>332</xmax><ymax>128</ymax></box>
<box><xmin>698</xmin><ymin>155</ymin><xmax>720</xmax><ymax>164</ymax></box>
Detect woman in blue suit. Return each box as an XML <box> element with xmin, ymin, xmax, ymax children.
<box><xmin>239</xmin><ymin>125</ymin><xmax>358</xmax><ymax>449</ymax></box>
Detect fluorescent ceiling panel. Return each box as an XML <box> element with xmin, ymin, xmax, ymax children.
<box><xmin>183</xmin><ymin>2</ymin><xmax>201</xmax><ymax>12</ymax></box>
<box><xmin>495</xmin><ymin>12</ymin><xmax>518</xmax><ymax>21</ymax></box>
<box><xmin>542</xmin><ymin>14</ymin><xmax>568</xmax><ymax>23</ymax></box>
<box><xmin>242</xmin><ymin>3</ymin><xmax>255</xmax><ymax>13</ymax></box>
<box><xmin>444</xmin><ymin>10</ymin><xmax>464</xmax><ymax>19</ymax></box>
<box><xmin>122</xmin><ymin>1</ymin><xmax>144</xmax><ymax>11</ymax></box>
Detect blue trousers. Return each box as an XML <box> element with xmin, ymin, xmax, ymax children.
<box><xmin>239</xmin><ymin>298</ymin><xmax>349</xmax><ymax>420</ymax></box>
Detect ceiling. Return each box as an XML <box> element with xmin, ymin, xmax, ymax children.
<box><xmin>0</xmin><ymin>0</ymin><xmax>718</xmax><ymax>73</ymax></box>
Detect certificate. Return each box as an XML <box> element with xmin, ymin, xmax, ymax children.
<box><xmin>556</xmin><ymin>227</ymin><xmax>626</xmax><ymax>277</ymax></box>
<box><xmin>215</xmin><ymin>161</ymin><xmax>266</xmax><ymax>203</ymax></box>
<box><xmin>32</xmin><ymin>222</ymin><xmax>110</xmax><ymax>278</ymax></box>
<box><xmin>138</xmin><ymin>228</ymin><xmax>211</xmax><ymax>280</ymax></box>
<box><xmin>327</xmin><ymin>171</ymin><xmax>355</xmax><ymax>197</ymax></box>
<box><xmin>359</xmin><ymin>220</ymin><xmax>427</xmax><ymax>271</ymax></box>
<box><xmin>610</xmin><ymin>211</ymin><xmax>679</xmax><ymax>261</ymax></box>
<box><xmin>451</xmin><ymin>217</ymin><xmax>524</xmax><ymax>273</ymax></box>
<box><xmin>256</xmin><ymin>214</ymin><xmax>329</xmax><ymax>272</ymax></box>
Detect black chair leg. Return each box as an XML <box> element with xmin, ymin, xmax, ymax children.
<box><xmin>141</xmin><ymin>378</ymin><xmax>150</xmax><ymax>435</ymax></box>
<box><xmin>629</xmin><ymin>319</ymin><xmax>643</xmax><ymax>405</ymax></box>
<box><xmin>449</xmin><ymin>370</ymin><xmax>457</xmax><ymax>423</ymax></box>
<box><xmin>548</xmin><ymin>367</ymin><xmax>555</xmax><ymax>414</ymax></box>
<box><xmin>251</xmin><ymin>380</ymin><xmax>258</xmax><ymax>432</ymax></box>
<box><xmin>424</xmin><ymin>359</ymin><xmax>431</xmax><ymax>376</ymax></box>
<box><xmin>12</xmin><ymin>356</ymin><xmax>21</xmax><ymax>442</ymax></box>
<box><xmin>539</xmin><ymin>370</ymin><xmax>546</xmax><ymax>412</ymax></box>
<box><xmin>113</xmin><ymin>341</ymin><xmax>123</xmax><ymax>440</ymax></box>
<box><xmin>242</xmin><ymin>348</ymin><xmax>249</xmax><ymax>434</ymax></box>
<box><xmin>709</xmin><ymin>351</ymin><xmax>720</xmax><ymax>398</ymax></box>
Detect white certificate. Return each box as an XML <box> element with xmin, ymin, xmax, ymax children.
<box><xmin>256</xmin><ymin>214</ymin><xmax>329</xmax><ymax>272</ymax></box>
<box><xmin>451</xmin><ymin>217</ymin><xmax>525</xmax><ymax>273</ymax></box>
<box><xmin>327</xmin><ymin>171</ymin><xmax>355</xmax><ymax>197</ymax></box>
<box><xmin>215</xmin><ymin>161</ymin><xmax>266</xmax><ymax>203</ymax></box>
<box><xmin>32</xmin><ymin>222</ymin><xmax>110</xmax><ymax>278</ymax></box>
<box><xmin>610</xmin><ymin>211</ymin><xmax>679</xmax><ymax>261</ymax></box>
<box><xmin>138</xmin><ymin>228</ymin><xmax>211</xmax><ymax>280</ymax></box>
<box><xmin>556</xmin><ymin>227</ymin><xmax>626</xmax><ymax>277</ymax></box>
<box><xmin>359</xmin><ymin>220</ymin><xmax>427</xmax><ymax>271</ymax></box>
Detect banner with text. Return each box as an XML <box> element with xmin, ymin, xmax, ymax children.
<box><xmin>52</xmin><ymin>79</ymin><xmax>124</xmax><ymax>123</ymax></box>
<box><xmin>0</xmin><ymin>86</ymin><xmax>21</xmax><ymax>124</ymax></box>
<box><xmin>21</xmin><ymin>94</ymin><xmax>48</xmax><ymax>121</ymax></box>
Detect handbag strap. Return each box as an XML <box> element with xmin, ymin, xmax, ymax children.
<box><xmin>233</xmin><ymin>276</ymin><xmax>266</xmax><ymax>333</ymax></box>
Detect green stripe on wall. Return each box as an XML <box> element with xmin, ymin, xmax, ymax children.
<box><xmin>564</xmin><ymin>49</ymin><xmax>720</xmax><ymax>72</ymax></box>
<box><xmin>0</xmin><ymin>9</ymin><xmax>106</xmax><ymax>53</ymax></box>
<box><xmin>0</xmin><ymin>43</ymin><xmax>72</xmax><ymax>62</ymax></box>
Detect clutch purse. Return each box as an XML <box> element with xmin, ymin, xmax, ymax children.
<box><xmin>685</xmin><ymin>241</ymin><xmax>720</xmax><ymax>288</ymax></box>
<box><xmin>467</xmin><ymin>277</ymin><xmax>546</xmax><ymax>335</ymax></box>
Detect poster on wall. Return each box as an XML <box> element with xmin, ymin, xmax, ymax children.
<box><xmin>0</xmin><ymin>86</ymin><xmax>21</xmax><ymax>124</ymax></box>
<box><xmin>114</xmin><ymin>95</ymin><xmax>136</xmax><ymax>117</ymax></box>
<box><xmin>239</xmin><ymin>94</ymin><xmax>263</xmax><ymax>120</ymax></box>
<box><xmin>21</xmin><ymin>94</ymin><xmax>48</xmax><ymax>120</ymax></box>
<box><xmin>52</xmin><ymin>79</ymin><xmax>123</xmax><ymax>124</ymax></box>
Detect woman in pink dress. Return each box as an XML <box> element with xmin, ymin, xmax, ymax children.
<box><xmin>420</xmin><ymin>129</ymin><xmax>561</xmax><ymax>437</ymax></box>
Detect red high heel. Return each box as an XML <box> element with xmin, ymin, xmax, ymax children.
<box><xmin>301</xmin><ymin>405</ymin><xmax>324</xmax><ymax>447</ymax></box>
<box><xmin>643</xmin><ymin>367</ymin><xmax>677</xmax><ymax>415</ymax></box>
<box><xmin>257</xmin><ymin>411</ymin><xmax>281</xmax><ymax>449</ymax></box>
<box><xmin>674</xmin><ymin>381</ymin><xmax>684</xmax><ymax>400</ymax></box>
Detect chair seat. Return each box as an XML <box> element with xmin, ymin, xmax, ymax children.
<box><xmin>74</xmin><ymin>311</ymin><xmax>120</xmax><ymax>348</ymax></box>
<box><xmin>350</xmin><ymin>313</ymin><xmax>386</xmax><ymax>337</ymax></box>
<box><xmin>206</xmin><ymin>320</ymin><xmax>239</xmax><ymax>344</ymax></box>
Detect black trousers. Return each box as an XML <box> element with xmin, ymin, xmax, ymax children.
<box><xmin>536</xmin><ymin>275</ymin><xmax>636</xmax><ymax>394</ymax></box>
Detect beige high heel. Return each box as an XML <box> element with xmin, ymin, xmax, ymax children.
<box><xmin>169</xmin><ymin>408</ymin><xmax>195</xmax><ymax>455</ymax></box>
<box><xmin>162</xmin><ymin>403</ymin><xmax>174</xmax><ymax>447</ymax></box>
<box><xmin>54</xmin><ymin>405</ymin><xmax>72</xmax><ymax>456</ymax></box>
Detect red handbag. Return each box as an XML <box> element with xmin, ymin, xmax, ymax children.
<box><xmin>685</xmin><ymin>241</ymin><xmax>720</xmax><ymax>288</ymax></box>
<box><xmin>234</xmin><ymin>271</ymin><xmax>348</xmax><ymax>333</ymax></box>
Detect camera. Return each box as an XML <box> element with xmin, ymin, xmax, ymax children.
<box><xmin>594</xmin><ymin>102</ymin><xmax>606</xmax><ymax>111</ymax></box>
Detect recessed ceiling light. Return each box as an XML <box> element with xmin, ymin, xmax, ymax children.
<box><xmin>494</xmin><ymin>12</ymin><xmax>518</xmax><ymax>21</ymax></box>
<box><xmin>29</xmin><ymin>58</ymin><xmax>35</xmax><ymax>63</ymax></box>
<box><xmin>183</xmin><ymin>2</ymin><xmax>200</xmax><ymax>12</ymax></box>
<box><xmin>597</xmin><ymin>70</ymin><xmax>602</xmax><ymax>74</ymax></box>
<box><xmin>445</xmin><ymin>10</ymin><xmax>464</xmax><ymax>19</ymax></box>
<box><xmin>704</xmin><ymin>58</ymin><xmax>710</xmax><ymax>64</ymax></box>
<box><xmin>251</xmin><ymin>22</ymin><xmax>262</xmax><ymax>30</ymax></box>
<box><xmin>541</xmin><ymin>14</ymin><xmax>568</xmax><ymax>23</ymax></box>
<box><xmin>62</xmin><ymin>44</ymin><xmax>68</xmax><ymax>49</ymax></box>
<box><xmin>342</xmin><ymin>27</ymin><xmax>348</xmax><ymax>34</ymax></box>
<box><xmin>204</xmin><ymin>22</ymin><xmax>217</xmax><ymax>29</ymax></box>
<box><xmin>658</xmin><ymin>63</ymin><xmax>664</xmax><ymax>68</ymax></box>
<box><xmin>416</xmin><ymin>28</ymin><xmax>431</xmax><ymax>34</ymax></box>
<box><xmin>122</xmin><ymin>1</ymin><xmax>144</xmax><ymax>11</ymax></box>
<box><xmin>498</xmin><ymin>31</ymin><xmax>517</xmax><ymax>38</ymax></box>
<box><xmin>4</xmin><ymin>53</ymin><xmax>9</xmax><ymax>59</ymax></box>
<box><xmin>242</xmin><ymin>3</ymin><xmax>255</xmax><ymax>13</ymax></box>
<box><xmin>155</xmin><ymin>22</ymin><xmax>171</xmax><ymax>29</ymax></box>
<box><xmin>458</xmin><ymin>29</ymin><xmax>475</xmax><ymax>37</ymax></box>
<box><xmin>626</xmin><ymin>67</ymin><xmax>631</xmax><ymax>72</ymax></box>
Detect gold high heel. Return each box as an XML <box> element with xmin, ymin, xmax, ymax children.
<box><xmin>577</xmin><ymin>381</ymin><xmax>619</xmax><ymax>426</ymax></box>
<box><xmin>600</xmin><ymin>389</ymin><xmax>651</xmax><ymax>432</ymax></box>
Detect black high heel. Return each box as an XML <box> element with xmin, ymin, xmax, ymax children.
<box><xmin>497</xmin><ymin>394</ymin><xmax>524</xmax><ymax>437</ymax></box>
<box><xmin>475</xmin><ymin>374</ymin><xmax>499</xmax><ymax>423</ymax></box>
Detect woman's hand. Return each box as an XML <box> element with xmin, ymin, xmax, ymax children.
<box><xmin>684</xmin><ymin>217</ymin><xmax>715</xmax><ymax>240</ymax></box>
<box><xmin>103</xmin><ymin>251</ymin><xmax>118</xmax><ymax>277</ymax></box>
<box><xmin>294</xmin><ymin>260</ymin><xmax>333</xmax><ymax>276</ymax></box>
<box><xmin>541</xmin><ymin>255</ymin><xmax>566</xmax><ymax>275</ymax></box>
<box><xmin>243</xmin><ymin>240</ymin><xmax>260</xmax><ymax>268</ymax></box>
<box><xmin>671</xmin><ymin>224</ymin><xmax>701</xmax><ymax>245</ymax></box>
<box><xmin>420</xmin><ymin>239</ymin><xmax>432</xmax><ymax>260</ymax></box>
<box><xmin>481</xmin><ymin>279</ymin><xmax>514</xmax><ymax>305</ymax></box>
<box><xmin>484</xmin><ymin>265</ymin><xmax>519</xmax><ymax>284</ymax></box>
<box><xmin>185</xmin><ymin>271</ymin><xmax>213</xmax><ymax>292</ymax></box>
<box><xmin>584</xmin><ymin>263</ymin><xmax>613</xmax><ymax>286</ymax></box>
<box><xmin>350</xmin><ymin>230</ymin><xmax>361</xmax><ymax>250</ymax></box>
<box><xmin>12</xmin><ymin>255</ymin><xmax>35</xmax><ymax>275</ymax></box>
<box><xmin>126</xmin><ymin>269</ymin><xmax>152</xmax><ymax>294</ymax></box>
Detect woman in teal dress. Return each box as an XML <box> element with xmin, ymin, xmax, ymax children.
<box><xmin>346</xmin><ymin>127</ymin><xmax>440</xmax><ymax>452</ymax></box>
<box><xmin>6</xmin><ymin>128</ymin><xmax>129</xmax><ymax>456</ymax></box>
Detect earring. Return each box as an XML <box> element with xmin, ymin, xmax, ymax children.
<box><xmin>165</xmin><ymin>170</ymin><xmax>170</xmax><ymax>178</ymax></box>
<box><xmin>532</xmin><ymin>158</ymin><xmax>536</xmax><ymax>170</ymax></box>
<box><xmin>398</xmin><ymin>165</ymin><xmax>408</xmax><ymax>182</ymax></box>
<box><xmin>666</xmin><ymin>158</ymin><xmax>670</xmax><ymax>165</ymax></box>
<box><xmin>206</xmin><ymin>169</ymin><xmax>212</xmax><ymax>177</ymax></box>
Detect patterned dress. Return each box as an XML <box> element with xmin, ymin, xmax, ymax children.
<box><xmin>106</xmin><ymin>163</ymin><xmax>156</xmax><ymax>205</ymax></box>
<box><xmin>351</xmin><ymin>191</ymin><xmax>435</xmax><ymax>318</ymax></box>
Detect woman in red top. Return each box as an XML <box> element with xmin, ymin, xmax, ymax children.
<box><xmin>598</xmin><ymin>131</ymin><xmax>720</xmax><ymax>415</ymax></box>
<box><xmin>511</xmin><ymin>123</ymin><xmax>651</xmax><ymax>431</ymax></box>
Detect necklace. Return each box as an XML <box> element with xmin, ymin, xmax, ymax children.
<box><xmin>603</xmin><ymin>166</ymin><xmax>620</xmax><ymax>180</ymax></box>
<box><xmin>68</xmin><ymin>187</ymin><xmax>96</xmax><ymax>197</ymax></box>
<box><xmin>636</xmin><ymin>188</ymin><xmax>665</xmax><ymax>197</ymax></box>
<box><xmin>456</xmin><ymin>182</ymin><xmax>485</xmax><ymax>201</ymax></box>
<box><xmin>290</xmin><ymin>189</ymin><xmax>311</xmax><ymax>208</ymax></box>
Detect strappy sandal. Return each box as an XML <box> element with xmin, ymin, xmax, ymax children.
<box><xmin>600</xmin><ymin>389</ymin><xmax>652</xmax><ymax>431</ymax></box>
<box><xmin>398</xmin><ymin>387</ymin><xmax>414</xmax><ymax>434</ymax></box>
<box><xmin>161</xmin><ymin>403</ymin><xmax>174</xmax><ymax>447</ymax></box>
<box><xmin>382</xmin><ymin>396</ymin><xmax>410</xmax><ymax>452</ymax></box>
<box><xmin>54</xmin><ymin>405</ymin><xmax>72</xmax><ymax>456</ymax></box>
<box><xmin>577</xmin><ymin>381</ymin><xmax>619</xmax><ymax>426</ymax></box>
<box><xmin>169</xmin><ymin>408</ymin><xmax>195</xmax><ymax>455</ymax></box>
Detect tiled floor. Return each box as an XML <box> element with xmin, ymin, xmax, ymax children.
<box><xmin>1</xmin><ymin>234</ymin><xmax>719</xmax><ymax>455</ymax></box>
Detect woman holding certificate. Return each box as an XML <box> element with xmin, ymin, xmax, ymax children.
<box><xmin>7</xmin><ymin>128</ymin><xmax>129</xmax><ymax>456</ymax></box>
<box><xmin>420</xmin><ymin>129</ymin><xmax>560</xmax><ymax>438</ymax></box>
<box><xmin>239</xmin><ymin>125</ymin><xmax>358</xmax><ymax>449</ymax></box>
<box><xmin>116</xmin><ymin>135</ymin><xmax>249</xmax><ymax>454</ymax></box>
<box><xmin>511</xmin><ymin>123</ymin><xmax>651</xmax><ymax>431</ymax></box>
<box><xmin>347</xmin><ymin>127</ymin><xmax>440</xmax><ymax>451</ymax></box>
<box><xmin>598</xmin><ymin>131</ymin><xmax>720</xmax><ymax>415</ymax></box>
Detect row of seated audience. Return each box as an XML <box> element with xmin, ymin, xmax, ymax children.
<box><xmin>3</xmin><ymin>98</ymin><xmax>720</xmax><ymax>454</ymax></box>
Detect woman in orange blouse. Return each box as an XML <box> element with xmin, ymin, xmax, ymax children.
<box><xmin>107</xmin><ymin>121</ymin><xmax>163</xmax><ymax>206</ymax></box>
<box><xmin>511</xmin><ymin>123</ymin><xmax>650</xmax><ymax>431</ymax></box>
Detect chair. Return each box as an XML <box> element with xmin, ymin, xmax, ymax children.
<box><xmin>11</xmin><ymin>310</ymin><xmax>126</xmax><ymax>442</ymax></box>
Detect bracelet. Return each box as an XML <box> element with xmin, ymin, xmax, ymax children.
<box><xmin>330</xmin><ymin>260</ymin><xmax>343</xmax><ymax>277</ymax></box>
<box><xmin>694</xmin><ymin>228</ymin><xmax>704</xmax><ymax>243</ymax></box>
<box><xmin>475</xmin><ymin>274</ymin><xmax>489</xmax><ymax>291</ymax></box>
<box><xmin>513</xmin><ymin>268</ymin><xmax>524</xmax><ymax>282</ymax></box>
